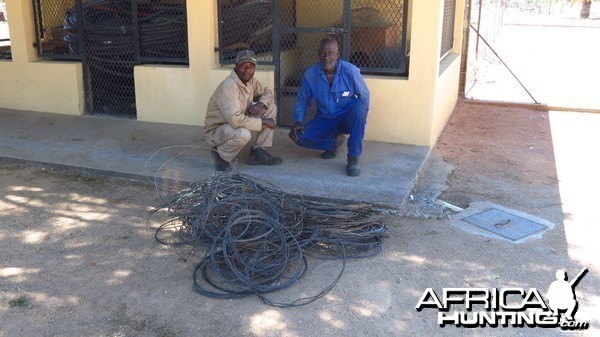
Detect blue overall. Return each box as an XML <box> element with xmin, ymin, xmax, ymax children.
<box><xmin>293</xmin><ymin>60</ymin><xmax>370</xmax><ymax>158</ymax></box>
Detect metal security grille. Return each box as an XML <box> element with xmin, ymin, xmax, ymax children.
<box><xmin>217</xmin><ymin>0</ymin><xmax>408</xmax><ymax>126</ymax></box>
<box><xmin>0</xmin><ymin>0</ymin><xmax>11</xmax><ymax>59</ymax></box>
<box><xmin>217</xmin><ymin>0</ymin><xmax>274</xmax><ymax>64</ymax></box>
<box><xmin>346</xmin><ymin>0</ymin><xmax>408</xmax><ymax>73</ymax></box>
<box><xmin>33</xmin><ymin>0</ymin><xmax>188</xmax><ymax>117</ymax></box>
<box><xmin>441</xmin><ymin>0</ymin><xmax>456</xmax><ymax>57</ymax></box>
<box><xmin>138</xmin><ymin>2</ymin><xmax>187</xmax><ymax>62</ymax></box>
<box><xmin>80</xmin><ymin>0</ymin><xmax>137</xmax><ymax>116</ymax></box>
<box><xmin>276</xmin><ymin>0</ymin><xmax>344</xmax><ymax>126</ymax></box>
<box><xmin>33</xmin><ymin>0</ymin><xmax>79</xmax><ymax>58</ymax></box>
<box><xmin>33</xmin><ymin>0</ymin><xmax>188</xmax><ymax>61</ymax></box>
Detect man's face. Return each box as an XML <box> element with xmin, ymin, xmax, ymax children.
<box><xmin>318</xmin><ymin>42</ymin><xmax>339</xmax><ymax>73</ymax></box>
<box><xmin>234</xmin><ymin>62</ymin><xmax>256</xmax><ymax>84</ymax></box>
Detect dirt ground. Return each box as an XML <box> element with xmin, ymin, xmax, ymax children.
<box><xmin>1</xmin><ymin>100</ymin><xmax>598</xmax><ymax>337</ymax></box>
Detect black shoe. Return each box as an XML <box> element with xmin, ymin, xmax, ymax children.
<box><xmin>211</xmin><ymin>147</ymin><xmax>231</xmax><ymax>171</ymax></box>
<box><xmin>321</xmin><ymin>134</ymin><xmax>346</xmax><ymax>159</ymax></box>
<box><xmin>247</xmin><ymin>147</ymin><xmax>282</xmax><ymax>166</ymax></box>
<box><xmin>346</xmin><ymin>156</ymin><xmax>361</xmax><ymax>177</ymax></box>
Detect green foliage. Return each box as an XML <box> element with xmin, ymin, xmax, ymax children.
<box><xmin>8</xmin><ymin>295</ymin><xmax>29</xmax><ymax>308</ymax></box>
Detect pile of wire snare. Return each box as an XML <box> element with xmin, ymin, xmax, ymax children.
<box><xmin>151</xmin><ymin>172</ymin><xmax>387</xmax><ymax>307</ymax></box>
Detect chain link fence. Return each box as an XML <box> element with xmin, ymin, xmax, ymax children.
<box><xmin>33</xmin><ymin>0</ymin><xmax>188</xmax><ymax>117</ymax></box>
<box><xmin>276</xmin><ymin>0</ymin><xmax>409</xmax><ymax>125</ymax></box>
<box><xmin>346</xmin><ymin>0</ymin><xmax>408</xmax><ymax>71</ymax></box>
<box><xmin>34</xmin><ymin>0</ymin><xmax>188</xmax><ymax>62</ymax></box>
<box><xmin>217</xmin><ymin>0</ymin><xmax>408</xmax><ymax>70</ymax></box>
<box><xmin>217</xmin><ymin>0</ymin><xmax>274</xmax><ymax>64</ymax></box>
<box><xmin>80</xmin><ymin>0</ymin><xmax>137</xmax><ymax>116</ymax></box>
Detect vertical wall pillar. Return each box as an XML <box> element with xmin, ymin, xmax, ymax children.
<box><xmin>407</xmin><ymin>0</ymin><xmax>445</xmax><ymax>144</ymax></box>
<box><xmin>5</xmin><ymin>0</ymin><xmax>38</xmax><ymax>63</ymax></box>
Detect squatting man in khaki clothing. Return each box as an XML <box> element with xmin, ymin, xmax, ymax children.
<box><xmin>204</xmin><ymin>50</ymin><xmax>282</xmax><ymax>171</ymax></box>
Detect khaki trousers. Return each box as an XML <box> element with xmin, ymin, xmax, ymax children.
<box><xmin>207</xmin><ymin>104</ymin><xmax>276</xmax><ymax>163</ymax></box>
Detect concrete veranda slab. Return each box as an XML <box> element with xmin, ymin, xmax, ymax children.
<box><xmin>0</xmin><ymin>108</ymin><xmax>428</xmax><ymax>208</ymax></box>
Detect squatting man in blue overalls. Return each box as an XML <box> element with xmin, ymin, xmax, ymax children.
<box><xmin>289</xmin><ymin>37</ymin><xmax>370</xmax><ymax>177</ymax></box>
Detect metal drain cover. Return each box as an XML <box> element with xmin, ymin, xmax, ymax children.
<box><xmin>451</xmin><ymin>201</ymin><xmax>554</xmax><ymax>243</ymax></box>
<box><xmin>461</xmin><ymin>208</ymin><xmax>549</xmax><ymax>241</ymax></box>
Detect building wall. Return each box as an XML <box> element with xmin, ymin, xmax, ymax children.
<box><xmin>377</xmin><ymin>0</ymin><xmax>464</xmax><ymax>146</ymax></box>
<box><xmin>432</xmin><ymin>54</ymin><xmax>461</xmax><ymax>146</ymax></box>
<box><xmin>430</xmin><ymin>0</ymin><xmax>465</xmax><ymax>146</ymax></box>
<box><xmin>135</xmin><ymin>1</ymin><xmax>212</xmax><ymax>125</ymax></box>
<box><xmin>0</xmin><ymin>0</ymin><xmax>463</xmax><ymax>147</ymax></box>
<box><xmin>0</xmin><ymin>0</ymin><xmax>83</xmax><ymax>114</ymax></box>
<box><xmin>135</xmin><ymin>1</ymin><xmax>276</xmax><ymax>127</ymax></box>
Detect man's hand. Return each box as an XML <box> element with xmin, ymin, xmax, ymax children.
<box><xmin>289</xmin><ymin>122</ymin><xmax>303</xmax><ymax>142</ymax></box>
<box><xmin>247</xmin><ymin>102</ymin><xmax>267</xmax><ymax>117</ymax></box>
<box><xmin>261</xmin><ymin>118</ymin><xmax>276</xmax><ymax>129</ymax></box>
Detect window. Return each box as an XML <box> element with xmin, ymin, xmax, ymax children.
<box><xmin>441</xmin><ymin>0</ymin><xmax>456</xmax><ymax>57</ymax></box>
<box><xmin>217</xmin><ymin>0</ymin><xmax>274</xmax><ymax>64</ymax></box>
<box><xmin>346</xmin><ymin>0</ymin><xmax>409</xmax><ymax>75</ymax></box>
<box><xmin>32</xmin><ymin>0</ymin><xmax>189</xmax><ymax>64</ymax></box>
<box><xmin>216</xmin><ymin>0</ymin><xmax>409</xmax><ymax>75</ymax></box>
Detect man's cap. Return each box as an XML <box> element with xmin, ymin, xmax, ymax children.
<box><xmin>235</xmin><ymin>50</ymin><xmax>257</xmax><ymax>66</ymax></box>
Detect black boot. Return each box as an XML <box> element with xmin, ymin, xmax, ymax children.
<box><xmin>346</xmin><ymin>156</ymin><xmax>361</xmax><ymax>177</ymax></box>
<box><xmin>247</xmin><ymin>147</ymin><xmax>282</xmax><ymax>166</ymax></box>
<box><xmin>321</xmin><ymin>134</ymin><xmax>346</xmax><ymax>159</ymax></box>
<box><xmin>211</xmin><ymin>147</ymin><xmax>231</xmax><ymax>171</ymax></box>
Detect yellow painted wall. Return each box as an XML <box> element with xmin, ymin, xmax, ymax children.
<box><xmin>373</xmin><ymin>0</ymin><xmax>463</xmax><ymax>146</ymax></box>
<box><xmin>363</xmin><ymin>76</ymin><xmax>432</xmax><ymax>145</ymax></box>
<box><xmin>135</xmin><ymin>1</ymin><xmax>276</xmax><ymax>126</ymax></box>
<box><xmin>429</xmin><ymin>0</ymin><xmax>465</xmax><ymax>146</ymax></box>
<box><xmin>135</xmin><ymin>64</ymin><xmax>275</xmax><ymax>126</ymax></box>
<box><xmin>0</xmin><ymin>0</ymin><xmax>83</xmax><ymax>115</ymax></box>
<box><xmin>357</xmin><ymin>0</ymin><xmax>463</xmax><ymax>147</ymax></box>
<box><xmin>431</xmin><ymin>54</ymin><xmax>461</xmax><ymax>145</ymax></box>
<box><xmin>135</xmin><ymin>1</ymin><xmax>207</xmax><ymax>124</ymax></box>
<box><xmin>0</xmin><ymin>61</ymin><xmax>83</xmax><ymax>113</ymax></box>
<box><xmin>0</xmin><ymin>0</ymin><xmax>464</xmax><ymax>147</ymax></box>
<box><xmin>291</xmin><ymin>0</ymin><xmax>462</xmax><ymax>147</ymax></box>
<box><xmin>364</xmin><ymin>0</ymin><xmax>444</xmax><ymax>146</ymax></box>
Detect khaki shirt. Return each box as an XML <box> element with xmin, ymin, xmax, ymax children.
<box><xmin>204</xmin><ymin>69</ymin><xmax>274</xmax><ymax>139</ymax></box>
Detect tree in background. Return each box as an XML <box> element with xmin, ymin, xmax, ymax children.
<box><xmin>580</xmin><ymin>0</ymin><xmax>592</xmax><ymax>18</ymax></box>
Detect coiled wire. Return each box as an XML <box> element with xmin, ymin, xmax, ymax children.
<box><xmin>150</xmin><ymin>171</ymin><xmax>387</xmax><ymax>307</ymax></box>
<box><xmin>64</xmin><ymin>0</ymin><xmax>187</xmax><ymax>60</ymax></box>
<box><xmin>62</xmin><ymin>0</ymin><xmax>187</xmax><ymax>115</ymax></box>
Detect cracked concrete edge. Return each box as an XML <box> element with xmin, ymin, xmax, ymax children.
<box><xmin>399</xmin><ymin>150</ymin><xmax>456</xmax><ymax>218</ymax></box>
<box><xmin>412</xmin><ymin>151</ymin><xmax>455</xmax><ymax>200</ymax></box>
